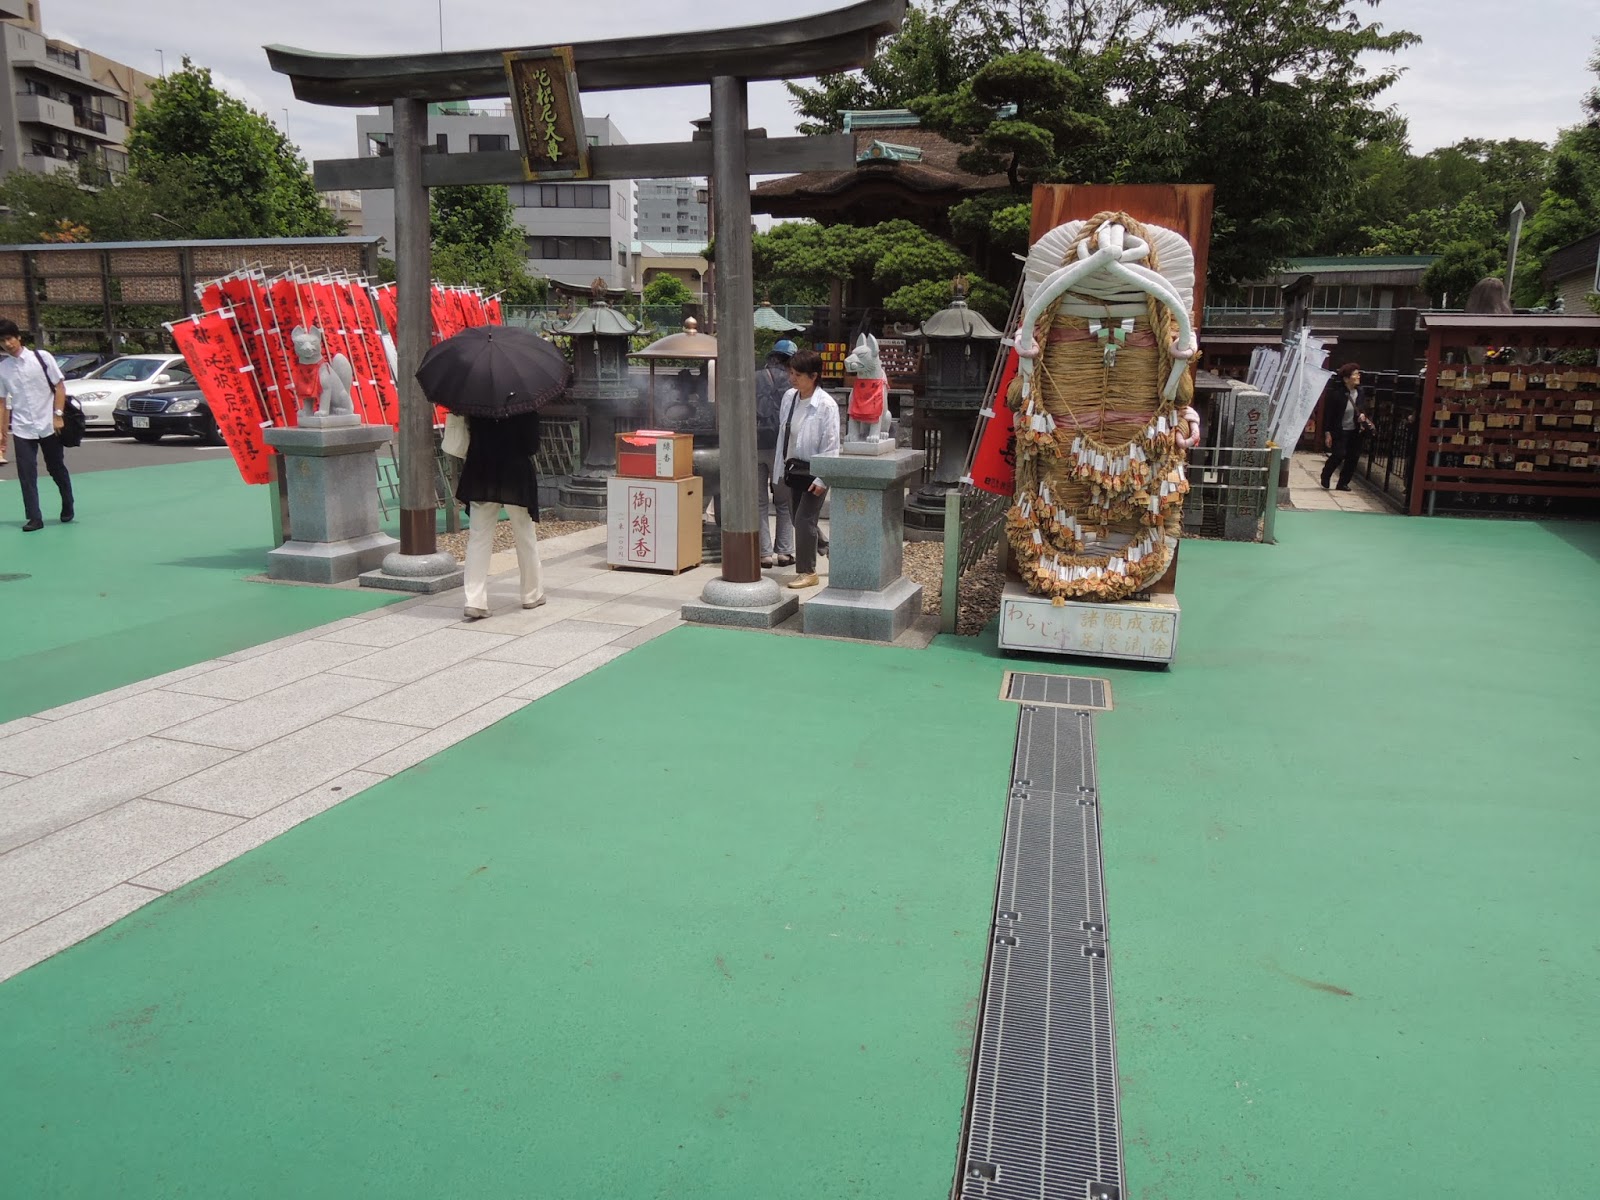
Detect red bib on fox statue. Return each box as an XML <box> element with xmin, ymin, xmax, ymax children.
<box><xmin>848</xmin><ymin>376</ymin><xmax>888</xmax><ymax>423</ymax></box>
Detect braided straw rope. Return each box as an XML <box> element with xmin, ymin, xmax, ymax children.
<box><xmin>1006</xmin><ymin>211</ymin><xmax>1192</xmax><ymax>602</ymax></box>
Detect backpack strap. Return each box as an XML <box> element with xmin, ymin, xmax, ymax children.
<box><xmin>31</xmin><ymin>348</ymin><xmax>61</xmax><ymax>389</ymax></box>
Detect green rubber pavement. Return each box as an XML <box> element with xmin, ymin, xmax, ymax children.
<box><xmin>1</xmin><ymin>625</ymin><xmax>1018</xmax><ymax>1199</ymax></box>
<box><xmin>0</xmin><ymin>459</ymin><xmax>400</xmax><ymax>723</ymax></box>
<box><xmin>2</xmin><ymin>509</ymin><xmax>1597</xmax><ymax>1197</ymax></box>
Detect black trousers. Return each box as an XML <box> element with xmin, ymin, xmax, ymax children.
<box><xmin>13</xmin><ymin>433</ymin><xmax>73</xmax><ymax>523</ymax></box>
<box><xmin>789</xmin><ymin>482</ymin><xmax>828</xmax><ymax>573</ymax></box>
<box><xmin>1321</xmin><ymin>429</ymin><xmax>1362</xmax><ymax>489</ymax></box>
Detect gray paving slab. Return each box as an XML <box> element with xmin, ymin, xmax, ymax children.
<box><xmin>313</xmin><ymin>607</ymin><xmax>465</xmax><ymax>648</ymax></box>
<box><xmin>215</xmin><ymin>616</ymin><xmax>373</xmax><ymax>661</ymax></box>
<box><xmin>132</xmin><ymin>770</ymin><xmax>387</xmax><ymax>893</ymax></box>
<box><xmin>0</xmin><ymin>771</ymin><xmax>23</xmax><ymax>789</ymax></box>
<box><xmin>30</xmin><ymin>660</ymin><xmax>231</xmax><ymax>721</ymax></box>
<box><xmin>612</xmin><ymin>614</ymin><xmax>684</xmax><ymax>649</ymax></box>
<box><xmin>0</xmin><ymin>717</ymin><xmax>48</xmax><ymax>741</ymax></box>
<box><xmin>150</xmin><ymin>716</ymin><xmax>417</xmax><ymax>818</ymax></box>
<box><xmin>426</xmin><ymin>593</ymin><xmax>599</xmax><ymax>636</ymax></box>
<box><xmin>325</xmin><ymin>626</ymin><xmax>513</xmax><ymax>684</ymax></box>
<box><xmin>163</xmin><ymin>639</ymin><xmax>378</xmax><ymax>701</ymax></box>
<box><xmin>359</xmin><ymin>696</ymin><xmax>531</xmax><ymax>777</ymax></box>
<box><xmin>0</xmin><ymin>691</ymin><xmax>232</xmax><ymax>778</ymax></box>
<box><xmin>579</xmin><ymin>593</ymin><xmax>687</xmax><ymax>627</ymax></box>
<box><xmin>479</xmin><ymin>618</ymin><xmax>634</xmax><ymax>668</ymax></box>
<box><xmin>0</xmin><ymin>884</ymin><xmax>161</xmax><ymax>984</ymax></box>
<box><xmin>506</xmin><ymin>647</ymin><xmax>628</xmax><ymax>701</ymax></box>
<box><xmin>153</xmin><ymin>674</ymin><xmax>393</xmax><ymax>752</ymax></box>
<box><xmin>343</xmin><ymin>659</ymin><xmax>549</xmax><ymax>729</ymax></box>
<box><xmin>0</xmin><ymin>738</ymin><xmax>237</xmax><ymax>854</ymax></box>
<box><xmin>0</xmin><ymin>799</ymin><xmax>238</xmax><ymax>942</ymax></box>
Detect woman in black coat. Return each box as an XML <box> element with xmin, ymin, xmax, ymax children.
<box><xmin>458</xmin><ymin>410</ymin><xmax>545</xmax><ymax>620</ymax></box>
<box><xmin>1319</xmin><ymin>362</ymin><xmax>1374</xmax><ymax>491</ymax></box>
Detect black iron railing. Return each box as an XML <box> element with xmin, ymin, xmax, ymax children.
<box><xmin>1356</xmin><ymin>370</ymin><xmax>1420</xmax><ymax>508</ymax></box>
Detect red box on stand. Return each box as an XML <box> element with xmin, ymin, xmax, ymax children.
<box><xmin>616</xmin><ymin>430</ymin><xmax>694</xmax><ymax>479</ymax></box>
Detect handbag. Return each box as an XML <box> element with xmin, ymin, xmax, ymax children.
<box><xmin>441</xmin><ymin>412</ymin><xmax>470</xmax><ymax>458</ymax></box>
<box><xmin>782</xmin><ymin>456</ymin><xmax>813</xmax><ymax>493</ymax></box>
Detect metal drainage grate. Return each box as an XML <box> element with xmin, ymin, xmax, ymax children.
<box><xmin>957</xmin><ymin>703</ymin><xmax>1125</xmax><ymax>1200</ymax></box>
<box><xmin>999</xmin><ymin>671</ymin><xmax>1112</xmax><ymax>712</ymax></box>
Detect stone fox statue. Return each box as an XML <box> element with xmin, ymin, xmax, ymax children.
<box><xmin>289</xmin><ymin>325</ymin><xmax>355</xmax><ymax>420</ymax></box>
<box><xmin>843</xmin><ymin>332</ymin><xmax>890</xmax><ymax>445</ymax></box>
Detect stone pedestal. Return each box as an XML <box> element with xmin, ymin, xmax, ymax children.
<box><xmin>802</xmin><ymin>448</ymin><xmax>925</xmax><ymax>642</ymax></box>
<box><xmin>264</xmin><ymin>421</ymin><xmax>398</xmax><ymax>585</ymax></box>
<box><xmin>996</xmin><ymin>582</ymin><xmax>1180</xmax><ymax>665</ymax></box>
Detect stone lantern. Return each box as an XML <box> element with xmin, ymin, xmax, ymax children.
<box><xmin>905</xmin><ymin>280</ymin><xmax>1003</xmax><ymax>532</ymax></box>
<box><xmin>554</xmin><ymin>288</ymin><xmax>642</xmax><ymax>519</ymax></box>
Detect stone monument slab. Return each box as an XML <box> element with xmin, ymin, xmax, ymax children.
<box><xmin>265</xmin><ymin>423</ymin><xmax>398</xmax><ymax>585</ymax></box>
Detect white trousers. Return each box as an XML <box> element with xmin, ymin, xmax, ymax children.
<box><xmin>464</xmin><ymin>502</ymin><xmax>543</xmax><ymax>611</ymax></box>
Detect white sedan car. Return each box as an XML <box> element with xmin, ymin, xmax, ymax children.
<box><xmin>65</xmin><ymin>354</ymin><xmax>192</xmax><ymax>430</ymax></box>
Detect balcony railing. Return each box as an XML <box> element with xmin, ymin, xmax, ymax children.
<box><xmin>1202</xmin><ymin>305</ymin><xmax>1399</xmax><ymax>330</ymax></box>
<box><xmin>73</xmin><ymin>107</ymin><xmax>106</xmax><ymax>134</ymax></box>
<box><xmin>45</xmin><ymin>46</ymin><xmax>81</xmax><ymax>71</ymax></box>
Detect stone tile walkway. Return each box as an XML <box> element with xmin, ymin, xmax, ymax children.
<box><xmin>1285</xmin><ymin>450</ymin><xmax>1397</xmax><ymax>513</ymax></box>
<box><xmin>0</xmin><ymin>525</ymin><xmax>765</xmax><ymax>982</ymax></box>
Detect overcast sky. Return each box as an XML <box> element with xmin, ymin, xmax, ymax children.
<box><xmin>47</xmin><ymin>0</ymin><xmax>1600</xmax><ymax>173</ymax></box>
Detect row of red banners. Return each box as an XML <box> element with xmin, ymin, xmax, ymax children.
<box><xmin>167</xmin><ymin>272</ymin><xmax>502</xmax><ymax>484</ymax></box>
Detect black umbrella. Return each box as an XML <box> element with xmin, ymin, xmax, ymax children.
<box><xmin>414</xmin><ymin>325</ymin><xmax>571</xmax><ymax>417</ymax></box>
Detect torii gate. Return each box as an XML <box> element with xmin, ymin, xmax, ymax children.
<box><xmin>266</xmin><ymin>0</ymin><xmax>905</xmax><ymax>607</ymax></box>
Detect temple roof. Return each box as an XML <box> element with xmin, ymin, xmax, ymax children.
<box><xmin>751</xmin><ymin>127</ymin><xmax>1009</xmax><ymax>216</ymax></box>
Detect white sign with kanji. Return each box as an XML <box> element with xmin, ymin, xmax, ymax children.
<box><xmin>998</xmin><ymin>583</ymin><xmax>1180</xmax><ymax>664</ymax></box>
<box><xmin>607</xmin><ymin>477</ymin><xmax>680</xmax><ymax>569</ymax></box>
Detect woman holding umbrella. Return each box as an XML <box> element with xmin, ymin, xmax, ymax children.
<box><xmin>416</xmin><ymin>325</ymin><xmax>570</xmax><ymax>621</ymax></box>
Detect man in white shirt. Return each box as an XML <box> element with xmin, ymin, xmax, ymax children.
<box><xmin>0</xmin><ymin>318</ymin><xmax>74</xmax><ymax>531</ymax></box>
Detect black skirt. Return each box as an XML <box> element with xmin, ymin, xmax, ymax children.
<box><xmin>455</xmin><ymin>411</ymin><xmax>541</xmax><ymax>517</ymax></box>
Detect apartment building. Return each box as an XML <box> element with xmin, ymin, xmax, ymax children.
<box><xmin>0</xmin><ymin>2</ymin><xmax>154</xmax><ymax>184</ymax></box>
<box><xmin>356</xmin><ymin>104</ymin><xmax>635</xmax><ymax>291</ymax></box>
<box><xmin>636</xmin><ymin>178</ymin><xmax>707</xmax><ymax>245</ymax></box>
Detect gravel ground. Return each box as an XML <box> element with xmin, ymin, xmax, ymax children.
<box><xmin>438</xmin><ymin>515</ymin><xmax>602</xmax><ymax>561</ymax></box>
<box><xmin>901</xmin><ymin>540</ymin><xmax>1005</xmax><ymax>636</ymax></box>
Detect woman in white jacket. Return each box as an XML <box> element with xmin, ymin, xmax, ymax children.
<box><xmin>773</xmin><ymin>348</ymin><xmax>841</xmax><ymax>589</ymax></box>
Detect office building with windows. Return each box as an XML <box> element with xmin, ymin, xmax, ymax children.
<box><xmin>0</xmin><ymin>2</ymin><xmax>155</xmax><ymax>185</ymax></box>
<box><xmin>636</xmin><ymin>178</ymin><xmax>707</xmax><ymax>246</ymax></box>
<box><xmin>356</xmin><ymin>106</ymin><xmax>636</xmax><ymax>291</ymax></box>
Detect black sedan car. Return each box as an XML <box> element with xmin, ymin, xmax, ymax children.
<box><xmin>113</xmin><ymin>383</ymin><xmax>225</xmax><ymax>445</ymax></box>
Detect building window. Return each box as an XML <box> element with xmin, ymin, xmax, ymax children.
<box><xmin>537</xmin><ymin>184</ymin><xmax>610</xmax><ymax>209</ymax></box>
<box><xmin>469</xmin><ymin>134</ymin><xmax>510</xmax><ymax>153</ymax></box>
<box><xmin>527</xmin><ymin>236</ymin><xmax>610</xmax><ymax>260</ymax></box>
<box><xmin>434</xmin><ymin>133</ymin><xmax>448</xmax><ymax>153</ymax></box>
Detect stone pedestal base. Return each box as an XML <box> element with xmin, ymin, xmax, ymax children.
<box><xmin>801</xmin><ymin>447</ymin><xmax>925</xmax><ymax>642</ymax></box>
<box><xmin>264</xmin><ymin>423</ymin><xmax>397</xmax><ymax>584</ymax></box>
<box><xmin>359</xmin><ymin>550</ymin><xmax>464</xmax><ymax>594</ymax></box>
<box><xmin>843</xmin><ymin>438</ymin><xmax>897</xmax><ymax>456</ymax></box>
<box><xmin>681</xmin><ymin>574</ymin><xmax>797</xmax><ymax>628</ymax></box>
<box><xmin>555</xmin><ymin>472</ymin><xmax>609</xmax><ymax>521</ymax></box>
<box><xmin>996</xmin><ymin>582</ymin><xmax>1180</xmax><ymax>664</ymax></box>
<box><xmin>803</xmin><ymin>576</ymin><xmax>922</xmax><ymax>642</ymax></box>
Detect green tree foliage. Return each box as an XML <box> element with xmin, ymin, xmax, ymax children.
<box><xmin>913</xmin><ymin>51</ymin><xmax>1108</xmax><ymax>189</ymax></box>
<box><xmin>1512</xmin><ymin>45</ymin><xmax>1600</xmax><ymax>304</ymax></box>
<box><xmin>1360</xmin><ymin>197</ymin><xmax>1498</xmax><ymax>255</ymax></box>
<box><xmin>1423</xmin><ymin>241</ymin><xmax>1504</xmax><ymax>307</ymax></box>
<box><xmin>787</xmin><ymin>7</ymin><xmax>986</xmax><ymax>133</ymax></box>
<box><xmin>428</xmin><ymin>185</ymin><xmax>544</xmax><ymax>304</ymax></box>
<box><xmin>127</xmin><ymin>59</ymin><xmax>341</xmax><ymax>238</ymax></box>
<box><xmin>751</xmin><ymin>219</ymin><xmax>1007</xmax><ymax>324</ymax></box>
<box><xmin>1108</xmin><ymin>0</ymin><xmax>1418</xmax><ymax>284</ymax></box>
<box><xmin>642</xmin><ymin>273</ymin><xmax>695</xmax><ymax>307</ymax></box>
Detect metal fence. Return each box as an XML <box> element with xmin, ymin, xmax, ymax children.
<box><xmin>939</xmin><ymin>487</ymin><xmax>1010</xmax><ymax>634</ymax></box>
<box><xmin>1353</xmin><ymin>369</ymin><xmax>1420</xmax><ymax>507</ymax></box>
<box><xmin>1182</xmin><ymin>445</ymin><xmax>1283</xmax><ymax>542</ymax></box>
